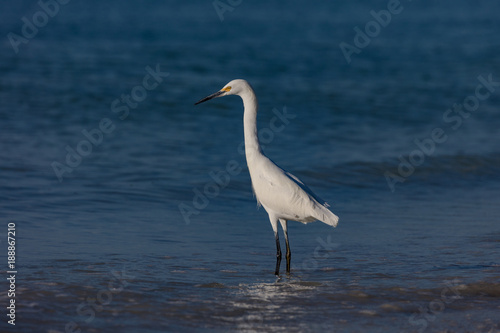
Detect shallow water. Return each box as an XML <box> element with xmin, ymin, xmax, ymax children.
<box><xmin>1</xmin><ymin>0</ymin><xmax>500</xmax><ymax>332</ymax></box>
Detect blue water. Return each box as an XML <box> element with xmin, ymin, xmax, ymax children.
<box><xmin>1</xmin><ymin>0</ymin><xmax>500</xmax><ymax>332</ymax></box>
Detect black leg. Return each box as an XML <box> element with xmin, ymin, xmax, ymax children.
<box><xmin>279</xmin><ymin>219</ymin><xmax>291</xmax><ymax>275</ymax></box>
<box><xmin>274</xmin><ymin>232</ymin><xmax>282</xmax><ymax>276</ymax></box>
<box><xmin>284</xmin><ymin>230</ymin><xmax>291</xmax><ymax>274</ymax></box>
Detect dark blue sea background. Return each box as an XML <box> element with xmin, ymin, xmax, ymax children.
<box><xmin>1</xmin><ymin>0</ymin><xmax>500</xmax><ymax>332</ymax></box>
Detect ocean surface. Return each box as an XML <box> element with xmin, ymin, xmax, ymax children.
<box><xmin>1</xmin><ymin>0</ymin><xmax>500</xmax><ymax>332</ymax></box>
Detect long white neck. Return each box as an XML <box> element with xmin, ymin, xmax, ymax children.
<box><xmin>240</xmin><ymin>89</ymin><xmax>262</xmax><ymax>162</ymax></box>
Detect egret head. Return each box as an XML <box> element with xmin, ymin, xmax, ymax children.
<box><xmin>195</xmin><ymin>79</ymin><xmax>251</xmax><ymax>105</ymax></box>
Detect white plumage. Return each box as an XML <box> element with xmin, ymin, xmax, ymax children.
<box><xmin>195</xmin><ymin>79</ymin><xmax>339</xmax><ymax>275</ymax></box>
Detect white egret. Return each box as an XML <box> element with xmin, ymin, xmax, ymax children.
<box><xmin>195</xmin><ymin>79</ymin><xmax>339</xmax><ymax>275</ymax></box>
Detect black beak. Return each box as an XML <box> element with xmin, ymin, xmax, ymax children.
<box><xmin>195</xmin><ymin>90</ymin><xmax>224</xmax><ymax>105</ymax></box>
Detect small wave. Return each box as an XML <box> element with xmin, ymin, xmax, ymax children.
<box><xmin>301</xmin><ymin>152</ymin><xmax>500</xmax><ymax>190</ymax></box>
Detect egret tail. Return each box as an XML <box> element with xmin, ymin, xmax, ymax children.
<box><xmin>315</xmin><ymin>203</ymin><xmax>339</xmax><ymax>228</ymax></box>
